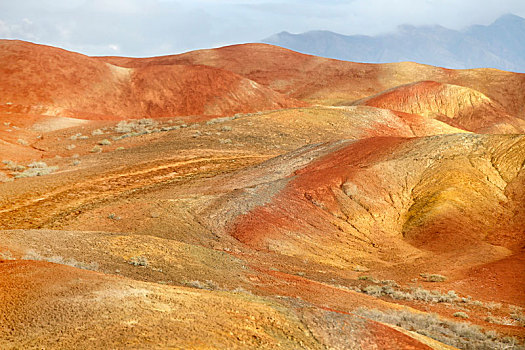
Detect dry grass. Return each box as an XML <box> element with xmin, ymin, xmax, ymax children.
<box><xmin>360</xmin><ymin>282</ymin><xmax>459</xmax><ymax>304</ymax></box>
<box><xmin>12</xmin><ymin>161</ymin><xmax>58</xmax><ymax>178</ymax></box>
<box><xmin>22</xmin><ymin>249</ymin><xmax>99</xmax><ymax>271</ymax></box>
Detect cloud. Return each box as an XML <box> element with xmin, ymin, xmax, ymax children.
<box><xmin>1</xmin><ymin>0</ymin><xmax>525</xmax><ymax>56</ymax></box>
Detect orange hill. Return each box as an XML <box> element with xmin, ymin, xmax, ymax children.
<box><xmin>99</xmin><ymin>43</ymin><xmax>525</xmax><ymax>122</ymax></box>
<box><xmin>0</xmin><ymin>40</ymin><xmax>303</xmax><ymax>120</ymax></box>
<box><xmin>353</xmin><ymin>81</ymin><xmax>525</xmax><ymax>133</ymax></box>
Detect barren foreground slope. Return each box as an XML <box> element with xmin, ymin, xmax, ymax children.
<box><xmin>1</xmin><ymin>41</ymin><xmax>524</xmax><ymax>349</ymax></box>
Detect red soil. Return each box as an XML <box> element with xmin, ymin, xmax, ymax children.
<box><xmin>356</xmin><ymin>80</ymin><xmax>525</xmax><ymax>132</ymax></box>
<box><xmin>0</xmin><ymin>40</ymin><xmax>303</xmax><ymax>120</ymax></box>
<box><xmin>451</xmin><ymin>251</ymin><xmax>525</xmax><ymax>305</ymax></box>
<box><xmin>230</xmin><ymin>137</ymin><xmax>409</xmax><ymax>249</ymax></box>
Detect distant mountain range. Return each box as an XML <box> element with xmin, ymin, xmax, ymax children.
<box><xmin>262</xmin><ymin>14</ymin><xmax>525</xmax><ymax>72</ymax></box>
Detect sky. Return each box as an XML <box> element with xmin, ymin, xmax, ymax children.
<box><xmin>1</xmin><ymin>0</ymin><xmax>525</xmax><ymax>57</ymax></box>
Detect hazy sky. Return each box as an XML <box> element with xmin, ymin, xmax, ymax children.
<box><xmin>1</xmin><ymin>0</ymin><xmax>525</xmax><ymax>57</ymax></box>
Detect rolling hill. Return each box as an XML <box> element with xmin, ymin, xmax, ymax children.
<box><xmin>0</xmin><ymin>40</ymin><xmax>524</xmax><ymax>349</ymax></box>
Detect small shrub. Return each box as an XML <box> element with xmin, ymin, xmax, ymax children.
<box><xmin>380</xmin><ymin>280</ymin><xmax>399</xmax><ymax>287</ymax></box>
<box><xmin>28</xmin><ymin>161</ymin><xmax>47</xmax><ymax>168</ymax></box>
<box><xmin>231</xmin><ymin>286</ymin><xmax>253</xmax><ymax>295</ymax></box>
<box><xmin>92</xmin><ymin>129</ymin><xmax>104</xmax><ymax>135</ymax></box>
<box><xmin>15</xmin><ymin>162</ymin><xmax>58</xmax><ymax>178</ymax></box>
<box><xmin>185</xmin><ymin>280</ymin><xmax>220</xmax><ymax>290</ymax></box>
<box><xmin>0</xmin><ymin>250</ymin><xmax>15</xmax><ymax>260</ymax></box>
<box><xmin>98</xmin><ymin>139</ymin><xmax>111</xmax><ymax>146</ymax></box>
<box><xmin>3</xmin><ymin>160</ymin><xmax>25</xmax><ymax>171</ymax></box>
<box><xmin>485</xmin><ymin>302</ymin><xmax>502</xmax><ymax>310</ymax></box>
<box><xmin>352</xmin><ymin>265</ymin><xmax>369</xmax><ymax>272</ymax></box>
<box><xmin>358</xmin><ymin>275</ymin><xmax>372</xmax><ymax>281</ymax></box>
<box><xmin>108</xmin><ymin>213</ymin><xmax>121</xmax><ymax>220</ymax></box>
<box><xmin>115</xmin><ymin>121</ymin><xmax>135</xmax><ymax>134</ymax></box>
<box><xmin>420</xmin><ymin>273</ymin><xmax>447</xmax><ymax>282</ymax></box>
<box><xmin>17</xmin><ymin>138</ymin><xmax>29</xmax><ymax>146</ymax></box>
<box><xmin>66</xmin><ymin>144</ymin><xmax>76</xmax><ymax>150</ymax></box>
<box><xmin>115</xmin><ymin>119</ymin><xmax>158</xmax><ymax>134</ymax></box>
<box><xmin>363</xmin><ymin>285</ymin><xmax>386</xmax><ymax>297</ymax></box>
<box><xmin>485</xmin><ymin>316</ymin><xmax>515</xmax><ymax>326</ymax></box>
<box><xmin>90</xmin><ymin>145</ymin><xmax>102</xmax><ymax>153</ymax></box>
<box><xmin>71</xmin><ymin>159</ymin><xmax>81</xmax><ymax>166</ymax></box>
<box><xmin>11</xmin><ymin>164</ymin><xmax>26</xmax><ymax>172</ymax></box>
<box><xmin>128</xmin><ymin>256</ymin><xmax>148</xmax><ymax>267</ymax></box>
<box><xmin>510</xmin><ymin>311</ymin><xmax>525</xmax><ymax>326</ymax></box>
<box><xmin>453</xmin><ymin>311</ymin><xmax>469</xmax><ymax>319</ymax></box>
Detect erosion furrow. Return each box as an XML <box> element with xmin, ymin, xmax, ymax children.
<box><xmin>0</xmin><ymin>155</ymin><xmax>268</xmax><ymax>229</ymax></box>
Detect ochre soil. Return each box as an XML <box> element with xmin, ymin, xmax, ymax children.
<box><xmin>1</xmin><ymin>40</ymin><xmax>524</xmax><ymax>349</ymax></box>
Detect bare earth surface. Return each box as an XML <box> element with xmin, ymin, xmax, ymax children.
<box><xmin>0</xmin><ymin>40</ymin><xmax>524</xmax><ymax>349</ymax></box>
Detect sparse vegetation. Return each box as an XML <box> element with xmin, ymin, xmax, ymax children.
<box><xmin>185</xmin><ymin>280</ymin><xmax>220</xmax><ymax>291</ymax></box>
<box><xmin>17</xmin><ymin>138</ymin><xmax>29</xmax><ymax>146</ymax></box>
<box><xmin>356</xmin><ymin>308</ymin><xmax>523</xmax><ymax>350</ymax></box>
<box><xmin>13</xmin><ymin>161</ymin><xmax>58</xmax><ymax>178</ymax></box>
<box><xmin>111</xmin><ymin>117</ymin><xmax>183</xmax><ymax>140</ymax></box>
<box><xmin>92</xmin><ymin>129</ymin><xmax>104</xmax><ymax>135</ymax></box>
<box><xmin>358</xmin><ymin>279</ymin><xmax>461</xmax><ymax>304</ymax></box>
<box><xmin>22</xmin><ymin>250</ymin><xmax>99</xmax><ymax>271</ymax></box>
